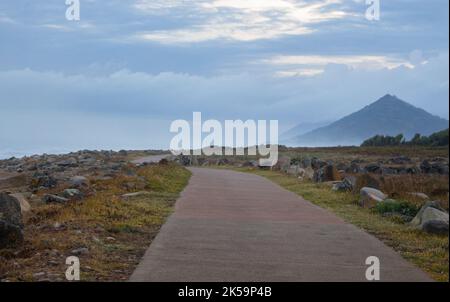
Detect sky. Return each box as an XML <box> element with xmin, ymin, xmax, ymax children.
<box><xmin>0</xmin><ymin>0</ymin><xmax>449</xmax><ymax>157</ymax></box>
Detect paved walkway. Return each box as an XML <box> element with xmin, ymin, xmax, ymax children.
<box><xmin>130</xmin><ymin>168</ymin><xmax>431</xmax><ymax>282</ymax></box>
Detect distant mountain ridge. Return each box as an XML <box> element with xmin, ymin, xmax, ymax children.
<box><xmin>292</xmin><ymin>94</ymin><xmax>449</xmax><ymax>146</ymax></box>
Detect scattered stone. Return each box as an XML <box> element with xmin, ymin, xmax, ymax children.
<box><xmin>43</xmin><ymin>194</ymin><xmax>70</xmax><ymax>204</ymax></box>
<box><xmin>31</xmin><ymin>173</ymin><xmax>57</xmax><ymax>189</ymax></box>
<box><xmin>407</xmin><ymin>192</ymin><xmax>430</xmax><ymax>201</ymax></box>
<box><xmin>121</xmin><ymin>191</ymin><xmax>151</xmax><ymax>200</ymax></box>
<box><xmin>0</xmin><ymin>193</ymin><xmax>24</xmax><ymax>248</ymax></box>
<box><xmin>71</xmin><ymin>247</ymin><xmax>89</xmax><ymax>256</ymax></box>
<box><xmin>8</xmin><ymin>193</ymin><xmax>31</xmax><ymax>213</ymax></box>
<box><xmin>286</xmin><ymin>165</ymin><xmax>301</xmax><ymax>176</ymax></box>
<box><xmin>62</xmin><ymin>189</ymin><xmax>83</xmax><ymax>200</ymax></box>
<box><xmin>365</xmin><ymin>163</ymin><xmax>382</xmax><ymax>174</ymax></box>
<box><xmin>313</xmin><ymin>165</ymin><xmax>341</xmax><ymax>183</ymax></box>
<box><xmin>272</xmin><ymin>156</ymin><xmax>291</xmax><ymax>172</ymax></box>
<box><xmin>241</xmin><ymin>160</ymin><xmax>258</xmax><ymax>168</ymax></box>
<box><xmin>332</xmin><ymin>176</ymin><xmax>356</xmax><ymax>192</ymax></box>
<box><xmin>359</xmin><ymin>187</ymin><xmax>387</xmax><ymax>208</ymax></box>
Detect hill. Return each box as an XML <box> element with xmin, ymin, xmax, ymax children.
<box><xmin>293</xmin><ymin>94</ymin><xmax>449</xmax><ymax>146</ymax></box>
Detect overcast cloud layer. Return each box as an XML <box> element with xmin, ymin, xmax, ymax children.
<box><xmin>0</xmin><ymin>0</ymin><xmax>449</xmax><ymax>157</ymax></box>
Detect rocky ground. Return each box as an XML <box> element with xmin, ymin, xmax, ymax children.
<box><xmin>0</xmin><ymin>150</ymin><xmax>187</xmax><ymax>281</ymax></box>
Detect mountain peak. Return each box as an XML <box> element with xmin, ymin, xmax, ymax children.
<box><xmin>293</xmin><ymin>94</ymin><xmax>449</xmax><ymax>146</ymax></box>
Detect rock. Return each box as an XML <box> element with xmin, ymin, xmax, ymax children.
<box><xmin>410</xmin><ymin>201</ymin><xmax>446</xmax><ymax>226</ymax></box>
<box><xmin>422</xmin><ymin>220</ymin><xmax>449</xmax><ymax>235</ymax></box>
<box><xmin>407</xmin><ymin>192</ymin><xmax>430</xmax><ymax>201</ymax></box>
<box><xmin>313</xmin><ymin>165</ymin><xmax>341</xmax><ymax>183</ymax></box>
<box><xmin>346</xmin><ymin>162</ymin><xmax>364</xmax><ymax>174</ymax></box>
<box><xmin>303</xmin><ymin>167</ymin><xmax>315</xmax><ymax>181</ymax></box>
<box><xmin>62</xmin><ymin>189</ymin><xmax>83</xmax><ymax>200</ymax></box>
<box><xmin>55</xmin><ymin>157</ymin><xmax>78</xmax><ymax>167</ymax></box>
<box><xmin>69</xmin><ymin>176</ymin><xmax>90</xmax><ymax>188</ymax></box>
<box><xmin>389</xmin><ymin>156</ymin><xmax>411</xmax><ymax>164</ymax></box>
<box><xmin>241</xmin><ymin>160</ymin><xmax>258</xmax><ymax>168</ymax></box>
<box><xmin>301</xmin><ymin>158</ymin><xmax>312</xmax><ymax>168</ymax></box>
<box><xmin>121</xmin><ymin>191</ymin><xmax>151</xmax><ymax>200</ymax></box>
<box><xmin>286</xmin><ymin>165</ymin><xmax>301</xmax><ymax>176</ymax></box>
<box><xmin>0</xmin><ymin>193</ymin><xmax>24</xmax><ymax>248</ymax></box>
<box><xmin>71</xmin><ymin>247</ymin><xmax>89</xmax><ymax>256</ymax></box>
<box><xmin>420</xmin><ymin>207</ymin><xmax>448</xmax><ymax>225</ymax></box>
<box><xmin>8</xmin><ymin>193</ymin><xmax>31</xmax><ymax>213</ymax></box>
<box><xmin>217</xmin><ymin>158</ymin><xmax>230</xmax><ymax>166</ymax></box>
<box><xmin>410</xmin><ymin>201</ymin><xmax>449</xmax><ymax>234</ymax></box>
<box><xmin>420</xmin><ymin>160</ymin><xmax>431</xmax><ymax>173</ymax></box>
<box><xmin>43</xmin><ymin>194</ymin><xmax>70</xmax><ymax>204</ymax></box>
<box><xmin>359</xmin><ymin>187</ymin><xmax>387</xmax><ymax>208</ymax></box>
<box><xmin>365</xmin><ymin>163</ymin><xmax>382</xmax><ymax>174</ymax></box>
<box><xmin>31</xmin><ymin>173</ymin><xmax>57</xmax><ymax>189</ymax></box>
<box><xmin>272</xmin><ymin>156</ymin><xmax>290</xmax><ymax>172</ymax></box>
<box><xmin>311</xmin><ymin>158</ymin><xmax>327</xmax><ymax>169</ymax></box>
<box><xmin>332</xmin><ymin>176</ymin><xmax>356</xmax><ymax>192</ymax></box>
<box><xmin>178</xmin><ymin>155</ymin><xmax>192</xmax><ymax>166</ymax></box>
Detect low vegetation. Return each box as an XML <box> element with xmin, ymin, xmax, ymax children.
<box><xmin>235</xmin><ymin>167</ymin><xmax>449</xmax><ymax>281</ymax></box>
<box><xmin>0</xmin><ymin>163</ymin><xmax>191</xmax><ymax>281</ymax></box>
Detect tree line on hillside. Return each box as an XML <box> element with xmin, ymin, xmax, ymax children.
<box><xmin>361</xmin><ymin>128</ymin><xmax>449</xmax><ymax>147</ymax></box>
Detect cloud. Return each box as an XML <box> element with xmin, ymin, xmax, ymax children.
<box><xmin>133</xmin><ymin>0</ymin><xmax>351</xmax><ymax>43</ymax></box>
<box><xmin>262</xmin><ymin>54</ymin><xmax>416</xmax><ymax>77</ymax></box>
<box><xmin>0</xmin><ymin>13</ymin><xmax>17</xmax><ymax>24</ymax></box>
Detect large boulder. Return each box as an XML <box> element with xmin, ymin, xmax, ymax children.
<box><xmin>272</xmin><ymin>156</ymin><xmax>291</xmax><ymax>172</ymax></box>
<box><xmin>359</xmin><ymin>187</ymin><xmax>387</xmax><ymax>208</ymax></box>
<box><xmin>286</xmin><ymin>165</ymin><xmax>301</xmax><ymax>176</ymax></box>
<box><xmin>297</xmin><ymin>167</ymin><xmax>314</xmax><ymax>181</ymax></box>
<box><xmin>8</xmin><ymin>193</ymin><xmax>31</xmax><ymax>213</ymax></box>
<box><xmin>332</xmin><ymin>176</ymin><xmax>356</xmax><ymax>192</ymax></box>
<box><xmin>410</xmin><ymin>201</ymin><xmax>445</xmax><ymax>225</ymax></box>
<box><xmin>0</xmin><ymin>193</ymin><xmax>24</xmax><ymax>248</ymax></box>
<box><xmin>313</xmin><ymin>165</ymin><xmax>341</xmax><ymax>183</ymax></box>
<box><xmin>410</xmin><ymin>201</ymin><xmax>449</xmax><ymax>235</ymax></box>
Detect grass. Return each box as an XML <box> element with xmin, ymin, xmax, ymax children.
<box><xmin>0</xmin><ymin>163</ymin><xmax>191</xmax><ymax>281</ymax></box>
<box><xmin>233</xmin><ymin>167</ymin><xmax>449</xmax><ymax>282</ymax></box>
